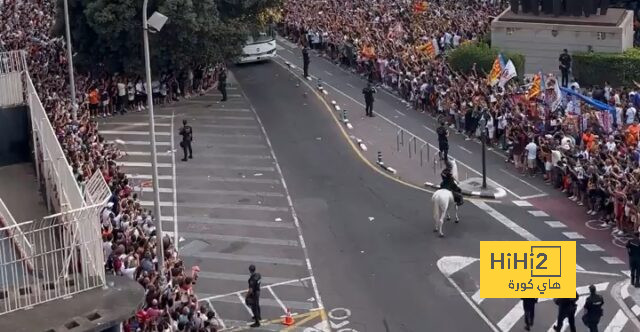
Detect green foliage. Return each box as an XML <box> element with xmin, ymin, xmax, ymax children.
<box><xmin>447</xmin><ymin>42</ymin><xmax>525</xmax><ymax>80</ymax></box>
<box><xmin>572</xmin><ymin>48</ymin><xmax>640</xmax><ymax>87</ymax></box>
<box><xmin>54</xmin><ymin>0</ymin><xmax>273</xmax><ymax>75</ymax></box>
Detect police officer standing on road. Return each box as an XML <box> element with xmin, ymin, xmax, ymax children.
<box><xmin>553</xmin><ymin>291</ymin><xmax>579</xmax><ymax>332</ymax></box>
<box><xmin>521</xmin><ymin>298</ymin><xmax>537</xmax><ymax>331</ymax></box>
<box><xmin>302</xmin><ymin>46</ymin><xmax>310</xmax><ymax>79</ymax></box>
<box><xmin>217</xmin><ymin>67</ymin><xmax>228</xmax><ymax>102</ymax></box>
<box><xmin>246</xmin><ymin>264</ymin><xmax>262</xmax><ymax>328</ymax></box>
<box><xmin>582</xmin><ymin>284</ymin><xmax>604</xmax><ymax>332</ymax></box>
<box><xmin>437</xmin><ymin>121</ymin><xmax>449</xmax><ymax>160</ymax></box>
<box><xmin>179</xmin><ymin>119</ymin><xmax>193</xmax><ymax>162</ymax></box>
<box><xmin>362</xmin><ymin>82</ymin><xmax>376</xmax><ymax>117</ymax></box>
<box><xmin>626</xmin><ymin>232</ymin><xmax>640</xmax><ymax>287</ymax></box>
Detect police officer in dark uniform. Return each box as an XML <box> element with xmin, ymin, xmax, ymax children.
<box><xmin>440</xmin><ymin>165</ymin><xmax>463</xmax><ymax>206</ymax></box>
<box><xmin>553</xmin><ymin>291</ymin><xmax>579</xmax><ymax>332</ymax></box>
<box><xmin>522</xmin><ymin>298</ymin><xmax>538</xmax><ymax>331</ymax></box>
<box><xmin>246</xmin><ymin>264</ymin><xmax>262</xmax><ymax>327</ymax></box>
<box><xmin>436</xmin><ymin>121</ymin><xmax>449</xmax><ymax>161</ymax></box>
<box><xmin>509</xmin><ymin>0</ymin><xmax>520</xmax><ymax>13</ymax></box>
<box><xmin>179</xmin><ymin>119</ymin><xmax>193</xmax><ymax>162</ymax></box>
<box><xmin>362</xmin><ymin>82</ymin><xmax>376</xmax><ymax>117</ymax></box>
<box><xmin>302</xmin><ymin>46</ymin><xmax>310</xmax><ymax>78</ymax></box>
<box><xmin>218</xmin><ymin>67</ymin><xmax>227</xmax><ymax>102</ymax></box>
<box><xmin>558</xmin><ymin>49</ymin><xmax>571</xmax><ymax>87</ymax></box>
<box><xmin>626</xmin><ymin>232</ymin><xmax>640</xmax><ymax>287</ymax></box>
<box><xmin>582</xmin><ymin>284</ymin><xmax>604</xmax><ymax>332</ymax></box>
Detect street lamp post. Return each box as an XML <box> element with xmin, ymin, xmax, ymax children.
<box><xmin>479</xmin><ymin>116</ymin><xmax>488</xmax><ymax>189</ymax></box>
<box><xmin>62</xmin><ymin>0</ymin><xmax>77</xmax><ymax>121</ymax></box>
<box><xmin>142</xmin><ymin>0</ymin><xmax>168</xmax><ymax>281</ymax></box>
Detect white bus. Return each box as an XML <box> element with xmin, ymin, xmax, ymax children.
<box><xmin>237</xmin><ymin>28</ymin><xmax>277</xmax><ymax>64</ymax></box>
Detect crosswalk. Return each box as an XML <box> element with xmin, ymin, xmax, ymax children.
<box><xmin>98</xmin><ymin>91</ymin><xmax>327</xmax><ymax>330</ymax></box>
<box><xmin>438</xmin><ymin>256</ymin><xmax>635</xmax><ymax>332</ymax></box>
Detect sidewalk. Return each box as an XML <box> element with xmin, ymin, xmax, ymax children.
<box><xmin>284</xmin><ymin>61</ymin><xmax>505</xmax><ymax>199</ymax></box>
<box><xmin>618</xmin><ymin>279</ymin><xmax>640</xmax><ymax>326</ymax></box>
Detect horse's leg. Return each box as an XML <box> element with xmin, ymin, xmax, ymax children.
<box><xmin>433</xmin><ymin>199</ymin><xmax>440</xmax><ymax>232</ymax></box>
<box><xmin>454</xmin><ymin>204</ymin><xmax>460</xmax><ymax>223</ymax></box>
<box><xmin>439</xmin><ymin>202</ymin><xmax>447</xmax><ymax>237</ymax></box>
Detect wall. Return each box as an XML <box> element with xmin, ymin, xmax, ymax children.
<box><xmin>0</xmin><ymin>106</ymin><xmax>30</xmax><ymax>166</ymax></box>
<box><xmin>491</xmin><ymin>10</ymin><xmax>635</xmax><ymax>75</ymax></box>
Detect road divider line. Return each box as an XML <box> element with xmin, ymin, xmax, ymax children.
<box><xmin>422</xmin><ymin>125</ymin><xmax>436</xmax><ymax>134</ymax></box>
<box><xmin>459</xmin><ymin>146</ymin><xmax>473</xmax><ymax>154</ymax></box>
<box><xmin>497</xmin><ymin>301</ymin><xmax>524</xmax><ymax>332</ymax></box>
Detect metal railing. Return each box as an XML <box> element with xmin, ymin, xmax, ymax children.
<box><xmin>0</xmin><ymin>202</ymin><xmax>105</xmax><ymax>315</ymax></box>
<box><xmin>0</xmin><ymin>50</ymin><xmax>27</xmax><ymax>106</ymax></box>
<box><xmin>84</xmin><ymin>171</ymin><xmax>111</xmax><ymax>206</ymax></box>
<box><xmin>0</xmin><ymin>199</ymin><xmax>34</xmax><ymax>272</ymax></box>
<box><xmin>26</xmin><ymin>73</ymin><xmax>85</xmax><ymax>213</ymax></box>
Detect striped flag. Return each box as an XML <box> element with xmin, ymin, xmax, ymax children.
<box><xmin>413</xmin><ymin>1</ymin><xmax>428</xmax><ymax>13</ymax></box>
<box><xmin>416</xmin><ymin>39</ymin><xmax>438</xmax><ymax>58</ymax></box>
<box><xmin>527</xmin><ymin>73</ymin><xmax>542</xmax><ymax>100</ymax></box>
<box><xmin>487</xmin><ymin>54</ymin><xmax>506</xmax><ymax>86</ymax></box>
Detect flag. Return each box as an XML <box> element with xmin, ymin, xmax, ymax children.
<box><xmin>361</xmin><ymin>45</ymin><xmax>375</xmax><ymax>59</ymax></box>
<box><xmin>527</xmin><ymin>73</ymin><xmax>542</xmax><ymax>100</ymax></box>
<box><xmin>416</xmin><ymin>39</ymin><xmax>437</xmax><ymax>58</ymax></box>
<box><xmin>497</xmin><ymin>60</ymin><xmax>517</xmax><ymax>88</ymax></box>
<box><xmin>413</xmin><ymin>1</ymin><xmax>428</xmax><ymax>13</ymax></box>
<box><xmin>551</xmin><ymin>76</ymin><xmax>563</xmax><ymax>111</ymax></box>
<box><xmin>635</xmin><ymin>80</ymin><xmax>640</xmax><ymax>89</ymax></box>
<box><xmin>487</xmin><ymin>54</ymin><xmax>506</xmax><ymax>86</ymax></box>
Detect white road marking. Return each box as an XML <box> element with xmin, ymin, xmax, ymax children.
<box><xmin>112</xmin><ymin>140</ymin><xmax>171</xmax><ymax>146</ymax></box>
<box><xmin>576</xmin><ymin>282</ymin><xmax>609</xmax><ymax>295</ymax></box>
<box><xmin>512</xmin><ymin>200</ymin><xmax>533</xmax><ymax>207</ymax></box>
<box><xmin>546</xmin><ymin>295</ymin><xmax>587</xmax><ymax>332</ymax></box>
<box><xmin>498</xmin><ymin>168</ymin><xmax>546</xmax><ymax>197</ymax></box>
<box><xmin>436</xmin><ymin>257</ymin><xmax>500</xmax><ymax>332</ymax></box>
<box><xmin>102</xmin><ymin>122</ymin><xmax>171</xmax><ymax>127</ymax></box>
<box><xmin>124</xmin><ymin>151</ymin><xmax>172</xmax><ymax>157</ymax></box>
<box><xmin>267</xmin><ymin>286</ymin><xmax>287</xmax><ymax>313</ymax></box>
<box><xmin>497</xmin><ymin>301</ymin><xmax>524</xmax><ymax>332</ymax></box>
<box><xmin>519</xmin><ymin>193</ymin><xmax>549</xmax><ymax>199</ymax></box>
<box><xmin>544</xmin><ymin>221</ymin><xmax>567</xmax><ymax>228</ymax></box>
<box><xmin>346</xmin><ymin>83</ymin><xmax>355</xmax><ymax>88</ymax></box>
<box><xmin>206</xmin><ymin>299</ymin><xmax>226</xmax><ymax>330</ymax></box>
<box><xmin>236</xmin><ymin>292</ymin><xmax>254</xmax><ymax>315</ymax></box>
<box><xmin>323</xmin><ymin>70</ymin><xmax>333</xmax><ymax>76</ymax></box>
<box><xmin>528</xmin><ymin>210</ymin><xmax>549</xmax><ymax>217</ymax></box>
<box><xmin>471</xmin><ymin>289</ymin><xmax>484</xmax><ymax>304</ymax></box>
<box><xmin>632</xmin><ymin>305</ymin><xmax>640</xmax><ymax>316</ymax></box>
<box><xmin>621</xmin><ymin>270</ymin><xmax>631</xmax><ymax>277</ymax></box>
<box><xmin>128</xmin><ymin>174</ymin><xmax>173</xmax><ymax>180</ymax></box>
<box><xmin>422</xmin><ymin>125</ymin><xmax>436</xmax><ymax>134</ymax></box>
<box><xmin>236</xmin><ymin>80</ymin><xmax>325</xmax><ymax>310</ymax></box>
<box><xmin>562</xmin><ymin>232</ymin><xmax>585</xmax><ymax>240</ymax></box>
<box><xmin>100</xmin><ymin>130</ymin><xmax>171</xmax><ymax>136</ymax></box>
<box><xmin>602</xmin><ymin>256</ymin><xmax>625</xmax><ymax>265</ymax></box>
<box><xmin>458</xmin><ymin>146</ymin><xmax>473</xmax><ymax>154</ymax></box>
<box><xmin>171</xmin><ymin>112</ymin><xmax>179</xmax><ymax>246</ymax></box>
<box><xmin>604</xmin><ymin>309</ymin><xmax>629</xmax><ymax>331</ymax></box>
<box><xmin>472</xmin><ymin>202</ymin><xmax>586</xmax><ymax>271</ymax></box>
<box><xmin>286</xmin><ymin>49</ymin><xmax>294</xmax><ymax>54</ymax></box>
<box><xmin>581</xmin><ymin>244</ymin><xmax>604</xmax><ymax>252</ymax></box>
<box><xmin>395</xmin><ymin>109</ymin><xmax>406</xmax><ymax>116</ymax></box>
<box><xmin>117</xmin><ymin>161</ymin><xmax>172</xmax><ymax>168</ymax></box>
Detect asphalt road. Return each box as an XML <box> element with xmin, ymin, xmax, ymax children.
<box><xmin>234</xmin><ymin>60</ymin><xmax>638</xmax><ymax>332</ymax></box>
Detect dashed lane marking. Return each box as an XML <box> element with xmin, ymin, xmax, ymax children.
<box><xmin>544</xmin><ymin>221</ymin><xmax>567</xmax><ymax>228</ymax></box>
<box><xmin>512</xmin><ymin>200</ymin><xmax>533</xmax><ymax>207</ymax></box>
<box><xmin>581</xmin><ymin>244</ymin><xmax>605</xmax><ymax>252</ymax></box>
<box><xmin>528</xmin><ymin>210</ymin><xmax>549</xmax><ymax>217</ymax></box>
<box><xmin>562</xmin><ymin>232</ymin><xmax>585</xmax><ymax>240</ymax></box>
<box><xmin>601</xmin><ymin>256</ymin><xmax>626</xmax><ymax>265</ymax></box>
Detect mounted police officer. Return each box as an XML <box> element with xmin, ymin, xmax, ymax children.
<box><xmin>627</xmin><ymin>232</ymin><xmax>640</xmax><ymax>287</ymax></box>
<box><xmin>440</xmin><ymin>163</ymin><xmax>463</xmax><ymax>206</ymax></box>
<box><xmin>582</xmin><ymin>284</ymin><xmax>604</xmax><ymax>332</ymax></box>
<box><xmin>246</xmin><ymin>264</ymin><xmax>262</xmax><ymax>327</ymax></box>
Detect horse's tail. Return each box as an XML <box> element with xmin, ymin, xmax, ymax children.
<box><xmin>432</xmin><ymin>191</ymin><xmax>441</xmax><ymax>222</ymax></box>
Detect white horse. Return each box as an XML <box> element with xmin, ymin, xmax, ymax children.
<box><xmin>432</xmin><ymin>158</ymin><xmax>460</xmax><ymax>237</ymax></box>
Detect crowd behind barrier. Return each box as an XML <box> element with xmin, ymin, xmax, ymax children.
<box><xmin>1</xmin><ymin>0</ymin><xmax>222</xmax><ymax>330</ymax></box>
<box><xmin>283</xmin><ymin>0</ymin><xmax>640</xmax><ymax>237</ymax></box>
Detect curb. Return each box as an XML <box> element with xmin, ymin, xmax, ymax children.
<box><xmin>423</xmin><ymin>182</ymin><xmax>506</xmax><ymax>199</ymax></box>
<box><xmin>620</xmin><ymin>280</ymin><xmax>640</xmax><ymax>321</ymax></box>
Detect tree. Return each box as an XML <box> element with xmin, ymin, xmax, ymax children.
<box><xmin>53</xmin><ymin>0</ymin><xmax>269</xmax><ymax>75</ymax></box>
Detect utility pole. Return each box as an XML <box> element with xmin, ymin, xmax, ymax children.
<box><xmin>63</xmin><ymin>0</ymin><xmax>77</xmax><ymax>121</ymax></box>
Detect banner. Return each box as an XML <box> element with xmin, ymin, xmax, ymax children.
<box><xmin>560</xmin><ymin>87</ymin><xmax>615</xmax><ymax>113</ymax></box>
<box><xmin>498</xmin><ymin>60</ymin><xmax>517</xmax><ymax>88</ymax></box>
<box><xmin>527</xmin><ymin>73</ymin><xmax>541</xmax><ymax>100</ymax></box>
<box><xmin>480</xmin><ymin>241</ymin><xmax>576</xmax><ymax>298</ymax></box>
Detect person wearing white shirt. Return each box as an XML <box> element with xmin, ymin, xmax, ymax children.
<box><xmin>605</xmin><ymin>136</ymin><xmax>616</xmax><ymax>152</ymax></box>
<box><xmin>626</xmin><ymin>105</ymin><xmax>637</xmax><ymax>125</ymax></box>
<box><xmin>525</xmin><ymin>140</ymin><xmax>538</xmax><ymax>176</ymax></box>
<box><xmin>452</xmin><ymin>34</ymin><xmax>461</xmax><ymax>47</ymax></box>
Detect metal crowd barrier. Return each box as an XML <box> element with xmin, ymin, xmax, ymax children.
<box><xmin>0</xmin><ymin>50</ymin><xmax>27</xmax><ymax>106</ymax></box>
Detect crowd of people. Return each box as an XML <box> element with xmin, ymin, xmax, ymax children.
<box><xmin>2</xmin><ymin>0</ymin><xmax>222</xmax><ymax>330</ymax></box>
<box><xmin>282</xmin><ymin>0</ymin><xmax>640</xmax><ymax>237</ymax></box>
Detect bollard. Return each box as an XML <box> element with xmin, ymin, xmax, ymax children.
<box><xmin>414</xmin><ymin>137</ymin><xmax>417</xmax><ymax>154</ymax></box>
<box><xmin>401</xmin><ymin>130</ymin><xmax>404</xmax><ymax>146</ymax></box>
<box><xmin>342</xmin><ymin>110</ymin><xmax>348</xmax><ymax>122</ymax></box>
<box><xmin>427</xmin><ymin>144</ymin><xmax>430</xmax><ymax>161</ymax></box>
<box><xmin>433</xmin><ymin>158</ymin><xmax>437</xmax><ymax>175</ymax></box>
<box><xmin>420</xmin><ymin>143</ymin><xmax>427</xmax><ymax>167</ymax></box>
<box><xmin>377</xmin><ymin>151</ymin><xmax>382</xmax><ymax>164</ymax></box>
